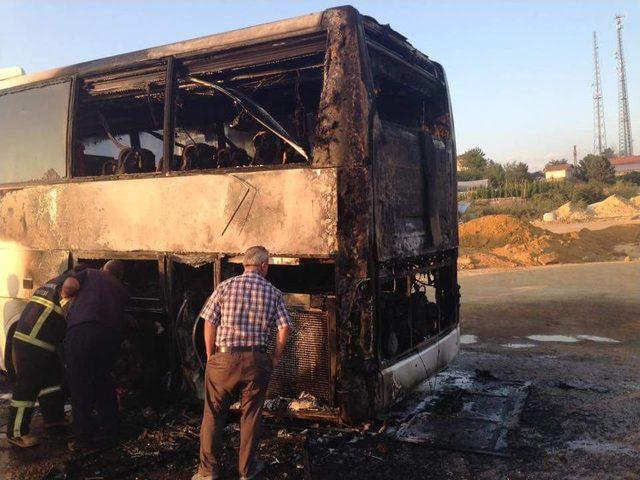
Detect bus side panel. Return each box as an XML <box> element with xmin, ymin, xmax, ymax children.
<box><xmin>0</xmin><ymin>168</ymin><xmax>337</xmax><ymax>256</ymax></box>
<box><xmin>374</xmin><ymin>121</ymin><xmax>429</xmax><ymax>261</ymax></box>
<box><xmin>374</xmin><ymin>120</ymin><xmax>457</xmax><ymax>262</ymax></box>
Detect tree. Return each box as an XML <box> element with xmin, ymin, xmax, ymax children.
<box><xmin>577</xmin><ymin>154</ymin><xmax>615</xmax><ymax>183</ymax></box>
<box><xmin>484</xmin><ymin>160</ymin><xmax>505</xmax><ymax>187</ymax></box>
<box><xmin>602</xmin><ymin>147</ymin><xmax>615</xmax><ymax>159</ymax></box>
<box><xmin>620</xmin><ymin>171</ymin><xmax>640</xmax><ymax>185</ymax></box>
<box><xmin>504</xmin><ymin>161</ymin><xmax>530</xmax><ymax>184</ymax></box>
<box><xmin>457</xmin><ymin>148</ymin><xmax>488</xmax><ymax>180</ymax></box>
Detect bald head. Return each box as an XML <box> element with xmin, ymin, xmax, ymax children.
<box><xmin>103</xmin><ymin>259</ymin><xmax>125</xmax><ymax>281</ymax></box>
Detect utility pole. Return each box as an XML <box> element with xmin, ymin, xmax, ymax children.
<box><xmin>592</xmin><ymin>32</ymin><xmax>607</xmax><ymax>154</ymax></box>
<box><xmin>573</xmin><ymin>145</ymin><xmax>578</xmax><ymax>166</ymax></box>
<box><xmin>615</xmin><ymin>15</ymin><xmax>633</xmax><ymax>156</ymax></box>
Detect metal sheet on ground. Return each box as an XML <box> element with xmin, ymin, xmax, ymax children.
<box><xmin>394</xmin><ymin>370</ymin><xmax>530</xmax><ymax>453</ymax></box>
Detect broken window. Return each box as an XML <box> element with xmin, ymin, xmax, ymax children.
<box><xmin>0</xmin><ymin>81</ymin><xmax>70</xmax><ymax>184</ymax></box>
<box><xmin>74</xmin><ymin>65</ymin><xmax>166</xmax><ymax>177</ymax></box>
<box><xmin>171</xmin><ymin>47</ymin><xmax>323</xmax><ymax>171</ymax></box>
<box><xmin>370</xmin><ymin>47</ymin><xmax>450</xmax><ymax>138</ymax></box>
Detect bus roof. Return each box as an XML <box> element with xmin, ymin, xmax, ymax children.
<box><xmin>0</xmin><ymin>6</ymin><xmax>433</xmax><ymax>94</ymax></box>
<box><xmin>0</xmin><ymin>10</ymin><xmax>326</xmax><ymax>92</ymax></box>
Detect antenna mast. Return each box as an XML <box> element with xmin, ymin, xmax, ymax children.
<box><xmin>592</xmin><ymin>32</ymin><xmax>607</xmax><ymax>154</ymax></box>
<box><xmin>615</xmin><ymin>15</ymin><xmax>633</xmax><ymax>156</ymax></box>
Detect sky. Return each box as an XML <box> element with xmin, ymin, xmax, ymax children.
<box><xmin>0</xmin><ymin>0</ymin><xmax>638</xmax><ymax>170</ymax></box>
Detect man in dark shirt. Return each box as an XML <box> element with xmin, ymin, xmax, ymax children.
<box><xmin>63</xmin><ymin>260</ymin><xmax>129</xmax><ymax>451</ymax></box>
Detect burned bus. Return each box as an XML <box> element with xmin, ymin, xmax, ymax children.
<box><xmin>0</xmin><ymin>6</ymin><xmax>459</xmax><ymax>422</ymax></box>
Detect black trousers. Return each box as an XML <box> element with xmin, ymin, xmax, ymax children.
<box><xmin>64</xmin><ymin>323</ymin><xmax>120</xmax><ymax>446</ymax></box>
<box><xmin>7</xmin><ymin>341</ymin><xmax>65</xmax><ymax>439</ymax></box>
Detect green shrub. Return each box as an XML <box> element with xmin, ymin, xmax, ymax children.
<box><xmin>568</xmin><ymin>182</ymin><xmax>605</xmax><ymax>204</ymax></box>
<box><xmin>463</xmin><ymin>176</ymin><xmax>639</xmax><ymax>220</ymax></box>
<box><xmin>606</xmin><ymin>181</ymin><xmax>639</xmax><ymax>199</ymax></box>
<box><xmin>619</xmin><ymin>172</ymin><xmax>640</xmax><ymax>186</ymax></box>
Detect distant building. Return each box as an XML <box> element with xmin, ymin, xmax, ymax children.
<box><xmin>544</xmin><ymin>163</ymin><xmax>574</xmax><ymax>181</ymax></box>
<box><xmin>609</xmin><ymin>156</ymin><xmax>640</xmax><ymax>175</ymax></box>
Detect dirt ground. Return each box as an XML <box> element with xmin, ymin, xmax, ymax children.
<box><xmin>1</xmin><ymin>261</ymin><xmax>639</xmax><ymax>479</ymax></box>
<box><xmin>459</xmin><ymin>214</ymin><xmax>640</xmax><ymax>269</ymax></box>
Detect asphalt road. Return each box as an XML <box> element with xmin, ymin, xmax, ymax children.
<box><xmin>456</xmin><ymin>260</ymin><xmax>640</xmax><ymax>479</ymax></box>
<box><xmin>1</xmin><ymin>260</ymin><xmax>639</xmax><ymax>479</ymax></box>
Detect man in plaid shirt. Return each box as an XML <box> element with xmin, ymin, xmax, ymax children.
<box><xmin>193</xmin><ymin>246</ymin><xmax>292</xmax><ymax>480</ymax></box>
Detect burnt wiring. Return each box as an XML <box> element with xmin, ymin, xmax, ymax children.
<box><xmin>174</xmin><ymin>295</ymin><xmax>191</xmax><ymax>368</ymax></box>
<box><xmin>97</xmin><ymin>111</ymin><xmax>128</xmax><ymax>151</ymax></box>
<box><xmin>145</xmin><ymin>83</ymin><xmax>160</xmax><ymax>130</ymax></box>
<box><xmin>411</xmin><ymin>272</ymin><xmax>442</xmax><ymax>393</ymax></box>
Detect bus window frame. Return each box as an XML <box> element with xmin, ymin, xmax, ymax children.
<box><xmin>70</xmin><ymin>53</ymin><xmax>318</xmax><ymax>182</ymax></box>
<box><xmin>0</xmin><ymin>77</ymin><xmax>74</xmax><ymax>190</ymax></box>
<box><xmin>71</xmin><ymin>60</ymin><xmax>170</xmax><ymax>181</ymax></box>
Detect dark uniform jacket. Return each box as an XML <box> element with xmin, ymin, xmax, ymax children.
<box><xmin>14</xmin><ymin>274</ymin><xmax>69</xmax><ymax>353</ymax></box>
<box><xmin>66</xmin><ymin>269</ymin><xmax>129</xmax><ymax>335</ymax></box>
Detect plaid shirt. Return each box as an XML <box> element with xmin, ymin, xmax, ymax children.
<box><xmin>199</xmin><ymin>272</ymin><xmax>292</xmax><ymax>347</ymax></box>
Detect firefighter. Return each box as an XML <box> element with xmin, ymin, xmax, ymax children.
<box><xmin>6</xmin><ymin>267</ymin><xmax>83</xmax><ymax>448</ymax></box>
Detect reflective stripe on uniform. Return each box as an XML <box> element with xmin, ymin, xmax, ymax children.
<box><xmin>10</xmin><ymin>399</ymin><xmax>35</xmax><ymax>408</ymax></box>
<box><xmin>30</xmin><ymin>295</ymin><xmax>64</xmax><ymax>316</ymax></box>
<box><xmin>30</xmin><ymin>305</ymin><xmax>53</xmax><ymax>339</ymax></box>
<box><xmin>60</xmin><ymin>298</ymin><xmax>70</xmax><ymax>308</ymax></box>
<box><xmin>13</xmin><ymin>407</ymin><xmax>25</xmax><ymax>437</ymax></box>
<box><xmin>39</xmin><ymin>385</ymin><xmax>62</xmax><ymax>397</ymax></box>
<box><xmin>28</xmin><ymin>296</ymin><xmax>64</xmax><ymax>340</ymax></box>
<box><xmin>13</xmin><ymin>331</ymin><xmax>56</xmax><ymax>352</ymax></box>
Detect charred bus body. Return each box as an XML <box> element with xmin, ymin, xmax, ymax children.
<box><xmin>0</xmin><ymin>7</ymin><xmax>459</xmax><ymax>421</ymax></box>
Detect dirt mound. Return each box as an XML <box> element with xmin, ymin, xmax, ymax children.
<box><xmin>459</xmin><ymin>214</ymin><xmax>640</xmax><ymax>269</ymax></box>
<box><xmin>588</xmin><ymin>194</ymin><xmax>639</xmax><ymax>218</ymax></box>
<box><xmin>459</xmin><ymin>215</ymin><xmax>544</xmax><ymax>249</ymax></box>
<box><xmin>552</xmin><ymin>202</ymin><xmax>592</xmax><ymax>222</ymax></box>
<box><xmin>544</xmin><ymin>195</ymin><xmax>640</xmax><ymax>223</ymax></box>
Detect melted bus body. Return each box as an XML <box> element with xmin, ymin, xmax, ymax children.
<box><xmin>0</xmin><ymin>6</ymin><xmax>459</xmax><ymax>421</ymax></box>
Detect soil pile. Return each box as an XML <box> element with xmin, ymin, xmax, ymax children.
<box><xmin>588</xmin><ymin>194</ymin><xmax>639</xmax><ymax>217</ymax></box>
<box><xmin>552</xmin><ymin>202</ymin><xmax>593</xmax><ymax>222</ymax></box>
<box><xmin>544</xmin><ymin>194</ymin><xmax>640</xmax><ymax>223</ymax></box>
<box><xmin>459</xmin><ymin>214</ymin><xmax>640</xmax><ymax>269</ymax></box>
<box><xmin>459</xmin><ymin>215</ymin><xmax>543</xmax><ymax>249</ymax></box>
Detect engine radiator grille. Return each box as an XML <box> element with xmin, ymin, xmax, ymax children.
<box><xmin>267</xmin><ymin>308</ymin><xmax>332</xmax><ymax>405</ymax></box>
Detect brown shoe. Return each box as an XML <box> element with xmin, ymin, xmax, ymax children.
<box><xmin>8</xmin><ymin>435</ymin><xmax>40</xmax><ymax>448</ymax></box>
<box><xmin>191</xmin><ymin>472</ymin><xmax>219</xmax><ymax>480</ymax></box>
